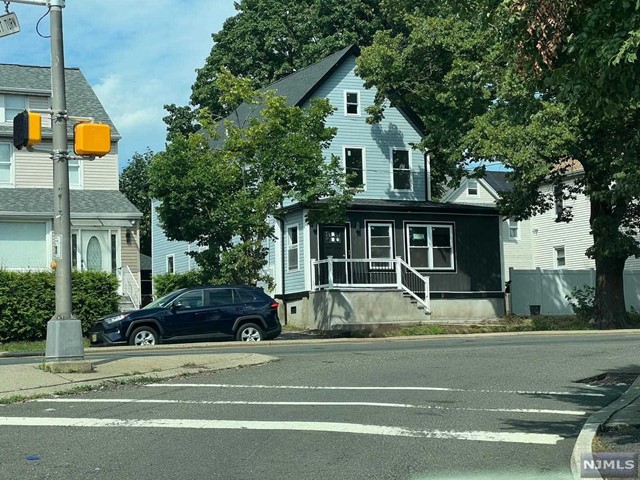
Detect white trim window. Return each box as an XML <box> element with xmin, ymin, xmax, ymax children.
<box><xmin>344</xmin><ymin>147</ymin><xmax>365</xmax><ymax>189</ymax></box>
<box><xmin>68</xmin><ymin>158</ymin><xmax>82</xmax><ymax>188</ymax></box>
<box><xmin>392</xmin><ymin>148</ymin><xmax>412</xmax><ymax>191</ymax></box>
<box><xmin>367</xmin><ymin>222</ymin><xmax>393</xmax><ymax>269</ymax></box>
<box><xmin>0</xmin><ymin>142</ymin><xmax>13</xmax><ymax>186</ymax></box>
<box><xmin>554</xmin><ymin>246</ymin><xmax>566</xmax><ymax>268</ymax></box>
<box><xmin>166</xmin><ymin>254</ymin><xmax>175</xmax><ymax>274</ymax></box>
<box><xmin>344</xmin><ymin>91</ymin><xmax>360</xmax><ymax>116</ymax></box>
<box><xmin>0</xmin><ymin>94</ymin><xmax>26</xmax><ymax>123</ymax></box>
<box><xmin>507</xmin><ymin>217</ymin><xmax>519</xmax><ymax>240</ymax></box>
<box><xmin>406</xmin><ymin>224</ymin><xmax>454</xmax><ymax>270</ymax></box>
<box><xmin>467</xmin><ymin>179</ymin><xmax>478</xmax><ymax>196</ymax></box>
<box><xmin>287</xmin><ymin>225</ymin><xmax>299</xmax><ymax>271</ymax></box>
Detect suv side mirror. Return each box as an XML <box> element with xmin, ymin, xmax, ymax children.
<box><xmin>171</xmin><ymin>301</ymin><xmax>183</xmax><ymax>312</ymax></box>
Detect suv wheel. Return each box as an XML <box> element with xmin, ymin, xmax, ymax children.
<box><xmin>129</xmin><ymin>326</ymin><xmax>159</xmax><ymax>346</ymax></box>
<box><xmin>236</xmin><ymin>323</ymin><xmax>264</xmax><ymax>342</ymax></box>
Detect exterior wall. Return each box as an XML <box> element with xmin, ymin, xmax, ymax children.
<box><xmin>510</xmin><ymin>268</ymin><xmax>640</xmax><ymax>315</ymax></box>
<box><xmin>501</xmin><ymin>217</ymin><xmax>534</xmax><ymax>280</ymax></box>
<box><xmin>308</xmin><ymin>209</ymin><xmax>503</xmax><ymax>293</ymax></box>
<box><xmin>308</xmin><ymin>56</ymin><xmax>425</xmax><ymax>202</ymax></box>
<box><xmin>120</xmin><ymin>225</ymin><xmax>140</xmax><ymax>276</ymax></box>
<box><xmin>83</xmin><ymin>149</ymin><xmax>119</xmax><ymax>190</ymax></box>
<box><xmin>151</xmin><ymin>200</ymin><xmax>197</xmax><ymax>278</ymax></box>
<box><xmin>284</xmin><ymin>290</ymin><xmax>504</xmax><ymax>329</ymax></box>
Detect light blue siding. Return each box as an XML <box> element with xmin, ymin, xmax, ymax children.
<box><xmin>151</xmin><ymin>200</ymin><xmax>198</xmax><ymax>277</ymax></box>
<box><xmin>308</xmin><ymin>56</ymin><xmax>425</xmax><ymax>201</ymax></box>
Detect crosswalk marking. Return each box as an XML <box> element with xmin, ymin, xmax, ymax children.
<box><xmin>33</xmin><ymin>398</ymin><xmax>587</xmax><ymax>416</ymax></box>
<box><xmin>0</xmin><ymin>416</ymin><xmax>564</xmax><ymax>445</ymax></box>
<box><xmin>145</xmin><ymin>382</ymin><xmax>605</xmax><ymax>397</ymax></box>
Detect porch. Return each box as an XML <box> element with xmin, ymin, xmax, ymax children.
<box><xmin>311</xmin><ymin>256</ymin><xmax>431</xmax><ymax>314</ymax></box>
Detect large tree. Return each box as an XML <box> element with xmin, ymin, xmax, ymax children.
<box><xmin>150</xmin><ymin>72</ymin><xmax>356</xmax><ymax>285</ymax></box>
<box><xmin>163</xmin><ymin>0</ymin><xmax>386</xmax><ymax>133</ymax></box>
<box><xmin>119</xmin><ymin>149</ymin><xmax>154</xmax><ymax>256</ymax></box>
<box><xmin>358</xmin><ymin>0</ymin><xmax>640</xmax><ymax>328</ymax></box>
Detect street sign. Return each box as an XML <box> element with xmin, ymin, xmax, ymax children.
<box><xmin>0</xmin><ymin>12</ymin><xmax>20</xmax><ymax>38</ymax></box>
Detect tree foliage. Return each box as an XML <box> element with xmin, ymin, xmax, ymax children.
<box><xmin>119</xmin><ymin>149</ymin><xmax>154</xmax><ymax>256</ymax></box>
<box><xmin>358</xmin><ymin>0</ymin><xmax>640</xmax><ymax>328</ymax></box>
<box><xmin>150</xmin><ymin>72</ymin><xmax>356</xmax><ymax>285</ymax></box>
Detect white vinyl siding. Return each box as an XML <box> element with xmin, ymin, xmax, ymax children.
<box><xmin>0</xmin><ymin>221</ymin><xmax>47</xmax><ymax>269</ymax></box>
<box><xmin>406</xmin><ymin>223</ymin><xmax>454</xmax><ymax>271</ymax></box>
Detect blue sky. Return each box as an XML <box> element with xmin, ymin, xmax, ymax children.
<box><xmin>1</xmin><ymin>0</ymin><xmax>237</xmax><ymax>169</ymax></box>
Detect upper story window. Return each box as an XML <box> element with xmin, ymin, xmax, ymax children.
<box><xmin>0</xmin><ymin>94</ymin><xmax>26</xmax><ymax>123</ymax></box>
<box><xmin>166</xmin><ymin>254</ymin><xmax>175</xmax><ymax>274</ymax></box>
<box><xmin>392</xmin><ymin>148</ymin><xmax>411</xmax><ymax>191</ymax></box>
<box><xmin>287</xmin><ymin>225</ymin><xmax>299</xmax><ymax>271</ymax></box>
<box><xmin>507</xmin><ymin>217</ymin><xmax>519</xmax><ymax>240</ymax></box>
<box><xmin>406</xmin><ymin>224</ymin><xmax>455</xmax><ymax>271</ymax></box>
<box><xmin>0</xmin><ymin>142</ymin><xmax>13</xmax><ymax>186</ymax></box>
<box><xmin>554</xmin><ymin>185</ymin><xmax>564</xmax><ymax>218</ymax></box>
<box><xmin>344</xmin><ymin>91</ymin><xmax>360</xmax><ymax>116</ymax></box>
<box><xmin>467</xmin><ymin>179</ymin><xmax>478</xmax><ymax>195</ymax></box>
<box><xmin>68</xmin><ymin>159</ymin><xmax>81</xmax><ymax>188</ymax></box>
<box><xmin>344</xmin><ymin>147</ymin><xmax>365</xmax><ymax>189</ymax></box>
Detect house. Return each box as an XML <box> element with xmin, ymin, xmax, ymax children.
<box><xmin>444</xmin><ymin>167</ymin><xmax>640</xmax><ymax>315</ymax></box>
<box><xmin>0</xmin><ymin>64</ymin><xmax>142</xmax><ymax>308</ymax></box>
<box><xmin>152</xmin><ymin>46</ymin><xmax>504</xmax><ymax>328</ymax></box>
<box><xmin>441</xmin><ymin>171</ymin><xmax>535</xmax><ymax>283</ymax></box>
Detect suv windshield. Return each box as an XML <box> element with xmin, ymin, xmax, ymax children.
<box><xmin>142</xmin><ymin>289</ymin><xmax>184</xmax><ymax>309</ymax></box>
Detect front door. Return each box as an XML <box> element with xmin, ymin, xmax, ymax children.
<box><xmin>80</xmin><ymin>230</ymin><xmax>111</xmax><ymax>273</ymax></box>
<box><xmin>319</xmin><ymin>226</ymin><xmax>348</xmax><ymax>284</ymax></box>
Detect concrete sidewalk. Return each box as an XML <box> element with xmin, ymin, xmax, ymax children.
<box><xmin>0</xmin><ymin>353</ymin><xmax>278</xmax><ymax>402</ymax></box>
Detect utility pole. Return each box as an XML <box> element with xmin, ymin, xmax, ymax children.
<box><xmin>5</xmin><ymin>0</ymin><xmax>84</xmax><ymax>362</ymax></box>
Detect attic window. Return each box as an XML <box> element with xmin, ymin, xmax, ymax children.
<box><xmin>345</xmin><ymin>91</ymin><xmax>359</xmax><ymax>116</ymax></box>
<box><xmin>467</xmin><ymin>179</ymin><xmax>478</xmax><ymax>195</ymax></box>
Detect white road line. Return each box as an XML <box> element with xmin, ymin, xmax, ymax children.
<box><xmin>33</xmin><ymin>398</ymin><xmax>587</xmax><ymax>416</ymax></box>
<box><xmin>145</xmin><ymin>383</ymin><xmax>605</xmax><ymax>397</ymax></box>
<box><xmin>0</xmin><ymin>417</ymin><xmax>564</xmax><ymax>445</ymax></box>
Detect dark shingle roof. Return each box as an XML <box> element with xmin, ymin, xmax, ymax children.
<box><xmin>0</xmin><ymin>64</ymin><xmax>119</xmax><ymax>138</ymax></box>
<box><xmin>0</xmin><ymin>189</ymin><xmax>140</xmax><ymax>217</ymax></box>
<box><xmin>482</xmin><ymin>171</ymin><xmax>513</xmax><ymax>194</ymax></box>
<box><xmin>225</xmin><ymin>45</ymin><xmax>425</xmax><ymax>134</ymax></box>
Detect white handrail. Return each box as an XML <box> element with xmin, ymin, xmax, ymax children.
<box><xmin>121</xmin><ymin>265</ymin><xmax>140</xmax><ymax>310</ymax></box>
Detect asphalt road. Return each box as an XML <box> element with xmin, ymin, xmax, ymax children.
<box><xmin>1</xmin><ymin>333</ymin><xmax>639</xmax><ymax>480</ymax></box>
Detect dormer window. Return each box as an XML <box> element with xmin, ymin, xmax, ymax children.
<box><xmin>467</xmin><ymin>179</ymin><xmax>478</xmax><ymax>195</ymax></box>
<box><xmin>345</xmin><ymin>91</ymin><xmax>359</xmax><ymax>116</ymax></box>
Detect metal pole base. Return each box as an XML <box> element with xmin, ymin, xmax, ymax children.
<box><xmin>45</xmin><ymin>318</ymin><xmax>85</xmax><ymax>361</ymax></box>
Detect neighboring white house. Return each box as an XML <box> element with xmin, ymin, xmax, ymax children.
<box><xmin>0</xmin><ymin>64</ymin><xmax>142</xmax><ymax>307</ymax></box>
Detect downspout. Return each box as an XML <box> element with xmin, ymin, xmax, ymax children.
<box><xmin>425</xmin><ymin>152</ymin><xmax>432</xmax><ymax>201</ymax></box>
<box><xmin>277</xmin><ymin>215</ymin><xmax>288</xmax><ymax>326</ymax></box>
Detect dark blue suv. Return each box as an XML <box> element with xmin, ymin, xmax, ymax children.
<box><xmin>90</xmin><ymin>285</ymin><xmax>282</xmax><ymax>346</ymax></box>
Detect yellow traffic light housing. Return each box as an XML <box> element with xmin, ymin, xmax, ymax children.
<box><xmin>73</xmin><ymin>122</ymin><xmax>111</xmax><ymax>157</ymax></box>
<box><xmin>13</xmin><ymin>110</ymin><xmax>42</xmax><ymax>150</ymax></box>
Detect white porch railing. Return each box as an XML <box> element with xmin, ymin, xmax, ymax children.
<box><xmin>121</xmin><ymin>265</ymin><xmax>141</xmax><ymax>310</ymax></box>
<box><xmin>311</xmin><ymin>256</ymin><xmax>430</xmax><ymax>313</ymax></box>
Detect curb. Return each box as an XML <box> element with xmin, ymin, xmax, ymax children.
<box><xmin>2</xmin><ymin>328</ymin><xmax>640</xmax><ymax>358</ymax></box>
<box><xmin>570</xmin><ymin>374</ymin><xmax>640</xmax><ymax>480</ymax></box>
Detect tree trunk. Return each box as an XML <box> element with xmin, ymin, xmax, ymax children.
<box><xmin>593</xmin><ymin>256</ymin><xmax>628</xmax><ymax>329</ymax></box>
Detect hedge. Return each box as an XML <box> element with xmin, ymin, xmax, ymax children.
<box><xmin>152</xmin><ymin>270</ymin><xmax>204</xmax><ymax>297</ymax></box>
<box><xmin>0</xmin><ymin>270</ymin><xmax>120</xmax><ymax>342</ymax></box>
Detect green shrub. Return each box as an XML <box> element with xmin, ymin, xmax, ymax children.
<box><xmin>0</xmin><ymin>270</ymin><xmax>119</xmax><ymax>342</ymax></box>
<box><xmin>565</xmin><ymin>285</ymin><xmax>595</xmax><ymax>321</ymax></box>
<box><xmin>152</xmin><ymin>270</ymin><xmax>204</xmax><ymax>297</ymax></box>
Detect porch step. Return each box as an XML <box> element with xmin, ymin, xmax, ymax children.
<box><xmin>118</xmin><ymin>295</ymin><xmax>136</xmax><ymax>312</ymax></box>
<box><xmin>402</xmin><ymin>292</ymin><xmax>430</xmax><ymax>315</ymax></box>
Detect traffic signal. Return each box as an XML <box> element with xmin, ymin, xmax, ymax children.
<box><xmin>73</xmin><ymin>122</ymin><xmax>111</xmax><ymax>157</ymax></box>
<box><xmin>13</xmin><ymin>110</ymin><xmax>42</xmax><ymax>150</ymax></box>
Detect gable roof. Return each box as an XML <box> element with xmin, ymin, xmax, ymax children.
<box><xmin>0</xmin><ymin>64</ymin><xmax>120</xmax><ymax>139</ymax></box>
<box><xmin>227</xmin><ymin>45</ymin><xmax>425</xmax><ymax>134</ymax></box>
<box><xmin>482</xmin><ymin>171</ymin><xmax>513</xmax><ymax>195</ymax></box>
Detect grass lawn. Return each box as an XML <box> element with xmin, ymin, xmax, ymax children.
<box><xmin>0</xmin><ymin>339</ymin><xmax>90</xmax><ymax>352</ymax></box>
